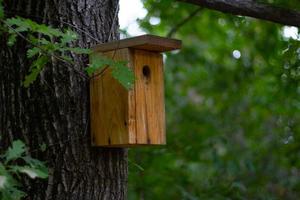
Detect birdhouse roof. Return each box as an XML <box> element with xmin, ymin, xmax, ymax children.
<box><xmin>92</xmin><ymin>34</ymin><xmax>182</xmax><ymax>53</ymax></box>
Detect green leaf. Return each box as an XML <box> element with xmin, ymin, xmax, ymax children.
<box><xmin>0</xmin><ymin>175</ymin><xmax>7</xmax><ymax>189</ymax></box>
<box><xmin>13</xmin><ymin>26</ymin><xmax>29</xmax><ymax>33</ymax></box>
<box><xmin>0</xmin><ymin>165</ymin><xmax>25</xmax><ymax>199</ymax></box>
<box><xmin>0</xmin><ymin>163</ymin><xmax>6</xmax><ymax>175</ymax></box>
<box><xmin>27</xmin><ymin>47</ymin><xmax>41</xmax><ymax>58</ymax></box>
<box><xmin>5</xmin><ymin>140</ymin><xmax>26</xmax><ymax>163</ymax></box>
<box><xmin>86</xmin><ymin>55</ymin><xmax>134</xmax><ymax>89</ymax></box>
<box><xmin>60</xmin><ymin>55</ymin><xmax>73</xmax><ymax>62</ymax></box>
<box><xmin>0</xmin><ymin>0</ymin><xmax>4</xmax><ymax>19</ymax></box>
<box><xmin>32</xmin><ymin>40</ymin><xmax>60</xmax><ymax>54</ymax></box>
<box><xmin>39</xmin><ymin>143</ymin><xmax>47</xmax><ymax>152</ymax></box>
<box><xmin>17</xmin><ymin>166</ymin><xmax>48</xmax><ymax>179</ymax></box>
<box><xmin>65</xmin><ymin>47</ymin><xmax>92</xmax><ymax>54</ymax></box>
<box><xmin>5</xmin><ymin>17</ymin><xmax>67</xmax><ymax>40</ymax></box>
<box><xmin>35</xmin><ymin>37</ymin><xmax>51</xmax><ymax>46</ymax></box>
<box><xmin>5</xmin><ymin>18</ymin><xmax>25</xmax><ymax>27</ymax></box>
<box><xmin>1</xmin><ymin>141</ymin><xmax>47</xmax><ymax>199</ymax></box>
<box><xmin>85</xmin><ymin>55</ymin><xmax>110</xmax><ymax>76</ymax></box>
<box><xmin>60</xmin><ymin>29</ymin><xmax>78</xmax><ymax>44</ymax></box>
<box><xmin>36</xmin><ymin>24</ymin><xmax>62</xmax><ymax>38</ymax></box>
<box><xmin>7</xmin><ymin>34</ymin><xmax>16</xmax><ymax>46</ymax></box>
<box><xmin>23</xmin><ymin>55</ymin><xmax>49</xmax><ymax>87</ymax></box>
<box><xmin>22</xmin><ymin>156</ymin><xmax>46</xmax><ymax>168</ymax></box>
<box><xmin>1</xmin><ymin>187</ymin><xmax>26</xmax><ymax>200</ymax></box>
<box><xmin>111</xmin><ymin>61</ymin><xmax>134</xmax><ymax>90</ymax></box>
<box><xmin>23</xmin><ymin>67</ymin><xmax>41</xmax><ymax>88</ymax></box>
<box><xmin>0</xmin><ymin>164</ymin><xmax>9</xmax><ymax>190</ymax></box>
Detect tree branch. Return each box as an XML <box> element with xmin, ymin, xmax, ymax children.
<box><xmin>178</xmin><ymin>0</ymin><xmax>300</xmax><ymax>27</ymax></box>
<box><xmin>167</xmin><ymin>7</ymin><xmax>203</xmax><ymax>37</ymax></box>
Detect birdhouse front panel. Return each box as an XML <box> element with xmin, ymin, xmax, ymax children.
<box><xmin>132</xmin><ymin>49</ymin><xmax>165</xmax><ymax>145</ymax></box>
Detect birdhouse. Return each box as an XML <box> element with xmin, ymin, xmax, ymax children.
<box><xmin>90</xmin><ymin>35</ymin><xmax>181</xmax><ymax>147</ymax></box>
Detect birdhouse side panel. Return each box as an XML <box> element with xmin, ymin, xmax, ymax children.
<box><xmin>90</xmin><ymin>49</ymin><xmax>135</xmax><ymax>146</ymax></box>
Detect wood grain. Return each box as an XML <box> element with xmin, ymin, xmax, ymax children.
<box><xmin>90</xmin><ymin>48</ymin><xmax>134</xmax><ymax>146</ymax></box>
<box><xmin>133</xmin><ymin>49</ymin><xmax>166</xmax><ymax>145</ymax></box>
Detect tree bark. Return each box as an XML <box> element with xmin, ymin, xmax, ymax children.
<box><xmin>178</xmin><ymin>0</ymin><xmax>300</xmax><ymax>27</ymax></box>
<box><xmin>0</xmin><ymin>0</ymin><xmax>127</xmax><ymax>200</ymax></box>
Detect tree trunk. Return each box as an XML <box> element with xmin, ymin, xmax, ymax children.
<box><xmin>0</xmin><ymin>0</ymin><xmax>127</xmax><ymax>199</ymax></box>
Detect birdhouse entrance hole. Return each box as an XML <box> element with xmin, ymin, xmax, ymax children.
<box><xmin>142</xmin><ymin>65</ymin><xmax>151</xmax><ymax>78</ymax></box>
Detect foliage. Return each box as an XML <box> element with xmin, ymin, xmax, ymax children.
<box><xmin>0</xmin><ymin>140</ymin><xmax>48</xmax><ymax>200</ymax></box>
<box><xmin>87</xmin><ymin>55</ymin><xmax>134</xmax><ymax>89</ymax></box>
<box><xmin>0</xmin><ymin>0</ymin><xmax>3</xmax><ymax>19</ymax></box>
<box><xmin>128</xmin><ymin>0</ymin><xmax>300</xmax><ymax>199</ymax></box>
<box><xmin>1</xmin><ymin>14</ymin><xmax>134</xmax><ymax>89</ymax></box>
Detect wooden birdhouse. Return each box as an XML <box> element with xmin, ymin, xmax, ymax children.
<box><xmin>90</xmin><ymin>35</ymin><xmax>181</xmax><ymax>147</ymax></box>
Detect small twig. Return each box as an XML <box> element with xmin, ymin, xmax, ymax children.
<box><xmin>89</xmin><ymin>65</ymin><xmax>110</xmax><ymax>80</ymax></box>
<box><xmin>106</xmin><ymin>3</ymin><xmax>120</xmax><ymax>42</ymax></box>
<box><xmin>167</xmin><ymin>7</ymin><xmax>202</xmax><ymax>37</ymax></box>
<box><xmin>50</xmin><ymin>54</ymin><xmax>89</xmax><ymax>79</ymax></box>
<box><xmin>90</xmin><ymin>4</ymin><xmax>122</xmax><ymax>80</ymax></box>
<box><xmin>89</xmin><ymin>39</ymin><xmax>122</xmax><ymax>80</ymax></box>
<box><xmin>41</xmin><ymin>79</ymin><xmax>55</xmax><ymax>94</ymax></box>
<box><xmin>83</xmin><ymin>115</ymin><xmax>90</xmax><ymax>136</ymax></box>
<box><xmin>128</xmin><ymin>159</ymin><xmax>144</xmax><ymax>171</ymax></box>
<box><xmin>60</xmin><ymin>20</ymin><xmax>100</xmax><ymax>43</ymax></box>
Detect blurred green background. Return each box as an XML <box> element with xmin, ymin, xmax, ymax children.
<box><xmin>127</xmin><ymin>1</ymin><xmax>300</xmax><ymax>199</ymax></box>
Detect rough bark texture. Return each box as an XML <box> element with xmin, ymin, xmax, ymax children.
<box><xmin>179</xmin><ymin>0</ymin><xmax>300</xmax><ymax>27</ymax></box>
<box><xmin>0</xmin><ymin>0</ymin><xmax>127</xmax><ymax>199</ymax></box>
